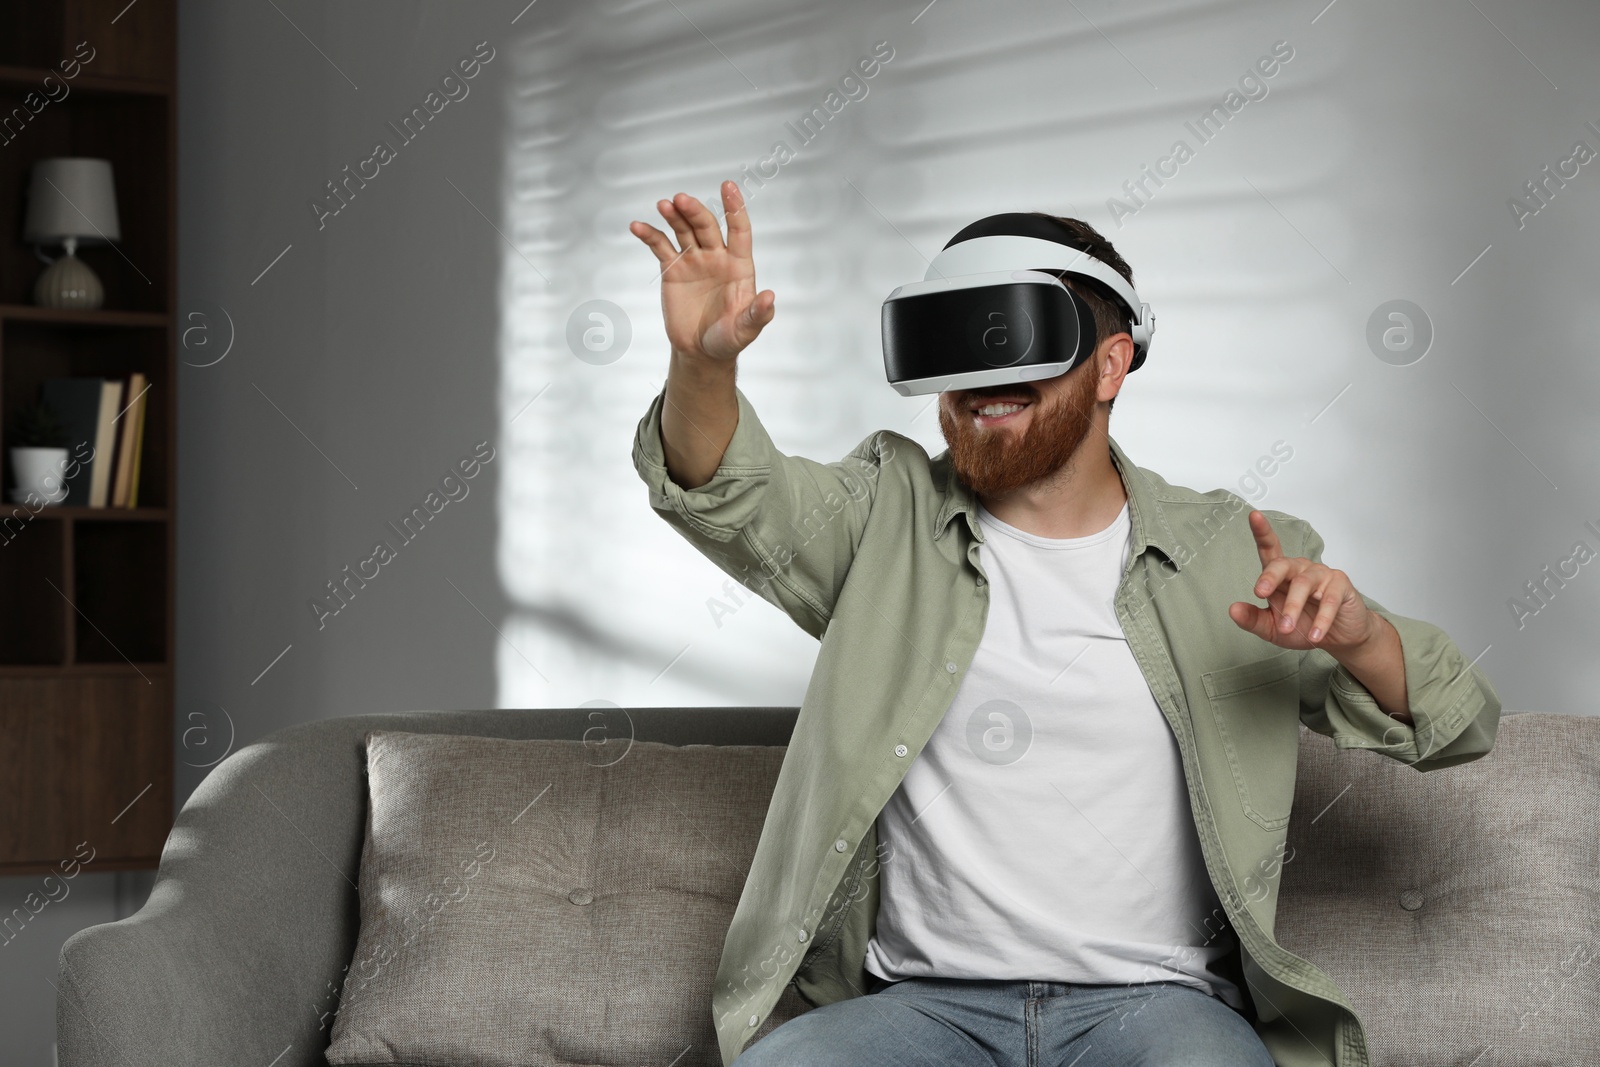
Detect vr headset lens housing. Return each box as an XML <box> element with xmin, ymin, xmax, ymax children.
<box><xmin>881</xmin><ymin>270</ymin><xmax>1098</xmax><ymax>395</ymax></box>
<box><xmin>881</xmin><ymin>229</ymin><xmax>1153</xmax><ymax>397</ymax></box>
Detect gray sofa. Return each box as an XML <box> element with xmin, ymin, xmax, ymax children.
<box><xmin>56</xmin><ymin>707</ymin><xmax>1598</xmax><ymax>1066</ymax></box>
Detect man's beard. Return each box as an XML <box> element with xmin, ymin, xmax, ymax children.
<box><xmin>937</xmin><ymin>364</ymin><xmax>1101</xmax><ymax>498</ymax></box>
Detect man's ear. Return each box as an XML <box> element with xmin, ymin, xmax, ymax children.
<box><xmin>1097</xmin><ymin>333</ymin><xmax>1134</xmax><ymax>403</ymax></box>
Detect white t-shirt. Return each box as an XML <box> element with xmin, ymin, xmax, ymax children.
<box><xmin>863</xmin><ymin>498</ymin><xmax>1245</xmax><ymax>1008</ymax></box>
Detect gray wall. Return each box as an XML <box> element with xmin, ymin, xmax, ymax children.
<box><xmin>10</xmin><ymin>0</ymin><xmax>1597</xmax><ymax>1061</ymax></box>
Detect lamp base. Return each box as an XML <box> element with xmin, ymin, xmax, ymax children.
<box><xmin>33</xmin><ymin>250</ymin><xmax>105</xmax><ymax>310</ymax></box>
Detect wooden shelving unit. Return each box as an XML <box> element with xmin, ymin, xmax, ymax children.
<box><xmin>0</xmin><ymin>0</ymin><xmax>175</xmax><ymax>876</ymax></box>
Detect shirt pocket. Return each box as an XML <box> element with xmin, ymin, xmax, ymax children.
<box><xmin>1201</xmin><ymin>649</ymin><xmax>1301</xmax><ymax>832</ymax></box>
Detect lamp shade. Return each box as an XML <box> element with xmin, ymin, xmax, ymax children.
<box><xmin>23</xmin><ymin>158</ymin><xmax>121</xmax><ymax>244</ymax></box>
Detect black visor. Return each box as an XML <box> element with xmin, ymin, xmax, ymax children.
<box><xmin>881</xmin><ymin>276</ymin><xmax>1098</xmax><ymax>394</ymax></box>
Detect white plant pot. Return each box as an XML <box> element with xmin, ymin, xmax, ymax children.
<box><xmin>9</xmin><ymin>447</ymin><xmax>72</xmax><ymax>505</ymax></box>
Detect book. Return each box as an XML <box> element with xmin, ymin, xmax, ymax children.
<box><xmin>90</xmin><ymin>379</ymin><xmax>122</xmax><ymax>507</ymax></box>
<box><xmin>126</xmin><ymin>382</ymin><xmax>149</xmax><ymax>507</ymax></box>
<box><xmin>39</xmin><ymin>378</ymin><xmax>105</xmax><ymax>506</ymax></box>
<box><xmin>111</xmin><ymin>373</ymin><xmax>147</xmax><ymax>508</ymax></box>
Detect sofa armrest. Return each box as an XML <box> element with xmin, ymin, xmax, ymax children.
<box><xmin>57</xmin><ymin>732</ymin><xmax>368</xmax><ymax>1067</ymax></box>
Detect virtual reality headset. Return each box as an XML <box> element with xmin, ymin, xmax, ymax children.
<box><xmin>881</xmin><ymin>213</ymin><xmax>1154</xmax><ymax>396</ymax></box>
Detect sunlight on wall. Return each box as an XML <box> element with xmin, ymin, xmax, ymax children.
<box><xmin>494</xmin><ymin>0</ymin><xmax>1588</xmax><ymax>712</ymax></box>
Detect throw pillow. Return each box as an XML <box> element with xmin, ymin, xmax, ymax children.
<box><xmin>323</xmin><ymin>728</ymin><xmax>807</xmax><ymax>1066</ymax></box>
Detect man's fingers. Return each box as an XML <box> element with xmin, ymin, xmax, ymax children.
<box><xmin>1249</xmin><ymin>510</ymin><xmax>1284</xmax><ymax>567</ymax></box>
<box><xmin>733</xmin><ymin>291</ymin><xmax>776</xmax><ymax>346</ymax></box>
<box><xmin>722</xmin><ymin>180</ymin><xmax>752</xmax><ymax>261</ymax></box>
<box><xmin>1308</xmin><ymin>577</ymin><xmax>1342</xmax><ymax>643</ymax></box>
<box><xmin>657</xmin><ymin>197</ymin><xmax>697</xmax><ymax>251</ymax></box>
<box><xmin>629</xmin><ymin>220</ymin><xmax>680</xmax><ymax>266</ymax></box>
<box><xmin>1253</xmin><ymin>556</ymin><xmax>1299</xmax><ymax>599</ymax></box>
<box><xmin>1278</xmin><ymin>568</ymin><xmax>1323</xmax><ymax>634</ymax></box>
<box><xmin>674</xmin><ymin>191</ymin><xmax>727</xmax><ymax>251</ymax></box>
<box><xmin>1228</xmin><ymin>601</ymin><xmax>1278</xmax><ymax>642</ymax></box>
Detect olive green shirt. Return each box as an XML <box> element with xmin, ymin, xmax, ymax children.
<box><xmin>631</xmin><ymin>384</ymin><xmax>1502</xmax><ymax>1067</ymax></box>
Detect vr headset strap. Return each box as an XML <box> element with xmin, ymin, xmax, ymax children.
<box><xmin>923</xmin><ymin>234</ymin><xmax>1152</xmax><ymax>351</ymax></box>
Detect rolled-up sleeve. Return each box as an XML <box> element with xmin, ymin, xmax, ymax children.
<box><xmin>1287</xmin><ymin>516</ymin><xmax>1502</xmax><ymax>772</ymax></box>
<box><xmin>631</xmin><ymin>383</ymin><xmax>896</xmax><ymax>639</ymax></box>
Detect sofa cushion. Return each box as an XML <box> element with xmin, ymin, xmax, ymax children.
<box><xmin>323</xmin><ymin>729</ymin><xmax>811</xmax><ymax>1067</ymax></box>
<box><xmin>1276</xmin><ymin>713</ymin><xmax>1600</xmax><ymax>1066</ymax></box>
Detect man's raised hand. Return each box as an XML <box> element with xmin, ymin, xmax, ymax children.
<box><xmin>629</xmin><ymin>181</ymin><xmax>775</xmax><ymax>364</ymax></box>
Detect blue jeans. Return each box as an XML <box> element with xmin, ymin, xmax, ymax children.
<box><xmin>736</xmin><ymin>973</ymin><xmax>1275</xmax><ymax>1066</ymax></box>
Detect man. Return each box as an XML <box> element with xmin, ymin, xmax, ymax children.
<box><xmin>628</xmin><ymin>181</ymin><xmax>1501</xmax><ymax>1067</ymax></box>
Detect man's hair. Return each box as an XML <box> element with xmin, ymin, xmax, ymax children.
<box><xmin>1024</xmin><ymin>212</ymin><xmax>1134</xmax><ymax>412</ymax></box>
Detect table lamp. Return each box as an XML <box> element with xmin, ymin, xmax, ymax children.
<box><xmin>23</xmin><ymin>157</ymin><xmax>122</xmax><ymax>310</ymax></box>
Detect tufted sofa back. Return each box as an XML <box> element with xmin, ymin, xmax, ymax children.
<box><xmin>1277</xmin><ymin>712</ymin><xmax>1600</xmax><ymax>1066</ymax></box>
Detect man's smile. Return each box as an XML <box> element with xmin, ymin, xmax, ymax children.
<box><xmin>964</xmin><ymin>392</ymin><xmax>1035</xmax><ymax>429</ymax></box>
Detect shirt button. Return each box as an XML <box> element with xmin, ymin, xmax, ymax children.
<box><xmin>834</xmin><ymin>838</ymin><xmax>848</xmax><ymax>852</ymax></box>
<box><xmin>797</xmin><ymin>929</ymin><xmax>808</xmax><ymax>942</ymax></box>
<box><xmin>894</xmin><ymin>744</ymin><xmax>908</xmax><ymax>757</ymax></box>
<box><xmin>748</xmin><ymin>1013</ymin><xmax>760</xmax><ymax>1028</ymax></box>
<box><xmin>946</xmin><ymin>661</ymin><xmax>958</xmax><ymax>673</ymax></box>
<box><xmin>975</xmin><ymin>576</ymin><xmax>986</xmax><ymax>586</ymax></box>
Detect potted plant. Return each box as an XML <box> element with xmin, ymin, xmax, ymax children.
<box><xmin>7</xmin><ymin>399</ymin><xmax>73</xmax><ymax>505</ymax></box>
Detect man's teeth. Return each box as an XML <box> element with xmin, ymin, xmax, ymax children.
<box><xmin>976</xmin><ymin>402</ymin><xmax>1026</xmax><ymax>416</ymax></box>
